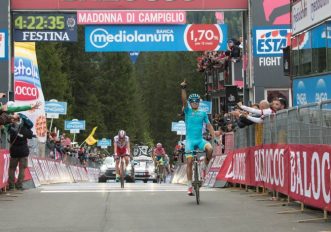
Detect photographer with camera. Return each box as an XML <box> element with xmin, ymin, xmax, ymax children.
<box><xmin>7</xmin><ymin>113</ymin><xmax>34</xmax><ymax>191</ymax></box>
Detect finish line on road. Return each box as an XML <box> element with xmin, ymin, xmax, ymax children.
<box><xmin>39</xmin><ymin>183</ymin><xmax>217</xmax><ymax>193</ymax></box>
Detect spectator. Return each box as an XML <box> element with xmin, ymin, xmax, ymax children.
<box><xmin>227</xmin><ymin>39</ymin><xmax>241</xmax><ymax>61</ymax></box>
<box><xmin>230</xmin><ymin>103</ymin><xmax>260</xmax><ymax>128</ymax></box>
<box><xmin>7</xmin><ymin>113</ymin><xmax>34</xmax><ymax>191</ymax></box>
<box><xmin>238</xmin><ymin>98</ymin><xmax>281</xmax><ymax>124</ymax></box>
<box><xmin>279</xmin><ymin>98</ymin><xmax>288</xmax><ymax>110</ymax></box>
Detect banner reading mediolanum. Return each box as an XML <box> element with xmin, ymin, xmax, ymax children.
<box><xmin>85</xmin><ymin>24</ymin><xmax>228</xmax><ymax>52</ymax></box>
<box><xmin>14</xmin><ymin>42</ymin><xmax>47</xmax><ymax>143</ymax></box>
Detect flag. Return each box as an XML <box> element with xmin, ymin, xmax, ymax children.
<box><xmin>85</xmin><ymin>127</ymin><xmax>98</xmax><ymax>145</ymax></box>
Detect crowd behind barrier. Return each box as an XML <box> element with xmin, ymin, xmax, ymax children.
<box><xmin>234</xmin><ymin>100</ymin><xmax>331</xmax><ymax>148</ymax></box>
<box><xmin>216</xmin><ymin>100</ymin><xmax>331</xmax><ymax>213</ymax></box>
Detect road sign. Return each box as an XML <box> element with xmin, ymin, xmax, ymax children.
<box><xmin>97</xmin><ymin>138</ymin><xmax>112</xmax><ymax>148</ymax></box>
<box><xmin>65</xmin><ymin>120</ymin><xmax>86</xmax><ymax>130</ymax></box>
<box><xmin>45</xmin><ymin>101</ymin><xmax>67</xmax><ymax>114</ymax></box>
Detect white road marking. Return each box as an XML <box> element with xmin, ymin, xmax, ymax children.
<box><xmin>40</xmin><ymin>183</ymin><xmax>217</xmax><ymax>193</ymax></box>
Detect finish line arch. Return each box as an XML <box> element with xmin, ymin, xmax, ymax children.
<box><xmin>11</xmin><ymin>0</ymin><xmax>248</xmax><ymax>11</ymax></box>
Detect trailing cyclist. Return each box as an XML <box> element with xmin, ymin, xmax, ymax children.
<box><xmin>152</xmin><ymin>143</ymin><xmax>166</xmax><ymax>182</ymax></box>
<box><xmin>180</xmin><ymin>80</ymin><xmax>216</xmax><ymax>196</ymax></box>
<box><xmin>114</xmin><ymin>130</ymin><xmax>131</xmax><ymax>182</ymax></box>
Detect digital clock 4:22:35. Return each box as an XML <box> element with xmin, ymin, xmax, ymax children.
<box><xmin>14</xmin><ymin>14</ymin><xmax>67</xmax><ymax>30</ymax></box>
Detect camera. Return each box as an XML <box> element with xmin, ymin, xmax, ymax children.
<box><xmin>0</xmin><ymin>92</ymin><xmax>6</xmax><ymax>98</ymax></box>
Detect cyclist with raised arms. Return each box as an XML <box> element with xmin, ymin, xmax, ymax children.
<box><xmin>114</xmin><ymin>130</ymin><xmax>130</xmax><ymax>182</ymax></box>
<box><xmin>180</xmin><ymin>80</ymin><xmax>215</xmax><ymax>196</ymax></box>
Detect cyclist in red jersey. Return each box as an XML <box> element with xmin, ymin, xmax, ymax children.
<box><xmin>152</xmin><ymin>143</ymin><xmax>166</xmax><ymax>163</ymax></box>
<box><xmin>114</xmin><ymin>130</ymin><xmax>130</xmax><ymax>182</ymax></box>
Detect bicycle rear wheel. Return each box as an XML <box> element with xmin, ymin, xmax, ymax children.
<box><xmin>159</xmin><ymin>165</ymin><xmax>164</xmax><ymax>184</ymax></box>
<box><xmin>194</xmin><ymin>162</ymin><xmax>200</xmax><ymax>205</ymax></box>
<box><xmin>120</xmin><ymin>159</ymin><xmax>125</xmax><ymax>188</ymax></box>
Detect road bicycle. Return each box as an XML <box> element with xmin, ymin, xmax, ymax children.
<box><xmin>118</xmin><ymin>155</ymin><xmax>129</xmax><ymax>188</ymax></box>
<box><xmin>155</xmin><ymin>158</ymin><xmax>166</xmax><ymax>184</ymax></box>
<box><xmin>182</xmin><ymin>149</ymin><xmax>205</xmax><ymax>205</ymax></box>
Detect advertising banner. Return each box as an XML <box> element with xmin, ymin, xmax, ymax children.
<box><xmin>85</xmin><ymin>24</ymin><xmax>228</xmax><ymax>52</ymax></box>
<box><xmin>288</xmin><ymin>144</ymin><xmax>331</xmax><ymax>211</ymax></box>
<box><xmin>45</xmin><ymin>101</ymin><xmax>67</xmax><ymax>114</ymax></box>
<box><xmin>13</xmin><ymin>13</ymin><xmax>77</xmax><ymax>42</ymax></box>
<box><xmin>30</xmin><ymin>157</ymin><xmax>47</xmax><ymax>184</ymax></box>
<box><xmin>78</xmin><ymin>11</ymin><xmax>186</xmax><ymax>24</ymax></box>
<box><xmin>0</xmin><ymin>150</ymin><xmax>10</xmax><ymax>189</ymax></box>
<box><xmin>293</xmin><ymin>74</ymin><xmax>331</xmax><ymax>106</ymax></box>
<box><xmin>28</xmin><ymin>156</ymin><xmax>41</xmax><ymax>187</ymax></box>
<box><xmin>11</xmin><ymin>0</ymin><xmax>248</xmax><ymax>11</ymax></box>
<box><xmin>253</xmin><ymin>26</ymin><xmax>291</xmax><ymax>57</ymax></box>
<box><xmin>14</xmin><ymin>42</ymin><xmax>47</xmax><ymax>142</ymax></box>
<box><xmin>0</xmin><ymin>150</ymin><xmax>32</xmax><ymax>189</ymax></box>
<box><xmin>292</xmin><ymin>0</ymin><xmax>331</xmax><ymax>34</ymax></box>
<box><xmin>0</xmin><ymin>29</ymin><xmax>7</xmax><ymax>60</ymax></box>
<box><xmin>251</xmin><ymin>145</ymin><xmax>289</xmax><ymax>194</ymax></box>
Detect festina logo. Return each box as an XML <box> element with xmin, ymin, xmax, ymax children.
<box><xmin>22</xmin><ymin>31</ymin><xmax>70</xmax><ymax>41</ymax></box>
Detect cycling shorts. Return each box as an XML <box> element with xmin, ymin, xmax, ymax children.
<box><xmin>185</xmin><ymin>139</ymin><xmax>209</xmax><ymax>158</ymax></box>
<box><xmin>156</xmin><ymin>156</ymin><xmax>164</xmax><ymax>162</ymax></box>
<box><xmin>115</xmin><ymin>147</ymin><xmax>128</xmax><ymax>158</ymax></box>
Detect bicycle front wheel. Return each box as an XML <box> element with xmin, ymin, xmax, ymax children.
<box><xmin>194</xmin><ymin>162</ymin><xmax>200</xmax><ymax>205</ymax></box>
<box><xmin>120</xmin><ymin>160</ymin><xmax>125</xmax><ymax>188</ymax></box>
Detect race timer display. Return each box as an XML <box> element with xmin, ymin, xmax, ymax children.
<box><xmin>13</xmin><ymin>13</ymin><xmax>76</xmax><ymax>30</ymax></box>
<box><xmin>13</xmin><ymin>13</ymin><xmax>77</xmax><ymax>42</ymax></box>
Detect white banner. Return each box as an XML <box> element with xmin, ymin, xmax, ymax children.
<box><xmin>292</xmin><ymin>0</ymin><xmax>331</xmax><ymax>34</ymax></box>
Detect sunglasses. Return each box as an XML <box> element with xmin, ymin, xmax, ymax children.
<box><xmin>189</xmin><ymin>99</ymin><xmax>200</xmax><ymax>103</ymax></box>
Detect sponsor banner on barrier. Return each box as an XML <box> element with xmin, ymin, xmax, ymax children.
<box><xmin>171</xmin><ymin>164</ymin><xmax>187</xmax><ymax>184</ymax></box>
<box><xmin>251</xmin><ymin>144</ymin><xmax>289</xmax><ymax>194</ymax></box>
<box><xmin>31</xmin><ymin>157</ymin><xmax>47</xmax><ymax>184</ymax></box>
<box><xmin>204</xmin><ymin>155</ymin><xmax>226</xmax><ymax>188</ymax></box>
<box><xmin>224</xmin><ymin>132</ymin><xmax>235</xmax><ymax>155</ymax></box>
<box><xmin>86</xmin><ymin>167</ymin><xmax>100</xmax><ymax>182</ymax></box>
<box><xmin>28</xmin><ymin>157</ymin><xmax>41</xmax><ymax>187</ymax></box>
<box><xmin>0</xmin><ymin>150</ymin><xmax>32</xmax><ymax>189</ymax></box>
<box><xmin>216</xmin><ymin>144</ymin><xmax>331</xmax><ymax>212</ymax></box>
<box><xmin>217</xmin><ymin>148</ymin><xmax>250</xmax><ymax>185</ymax></box>
<box><xmin>26</xmin><ymin>157</ymin><xmax>99</xmax><ymax>186</ymax></box>
<box><xmin>78</xmin><ymin>11</ymin><xmax>186</xmax><ymax>25</ymax></box>
<box><xmin>85</xmin><ymin>24</ymin><xmax>228</xmax><ymax>52</ymax></box>
<box><xmin>288</xmin><ymin>144</ymin><xmax>331</xmax><ymax>211</ymax></box>
<box><xmin>0</xmin><ymin>151</ymin><xmax>10</xmax><ymax>189</ymax></box>
<box><xmin>47</xmin><ymin>160</ymin><xmax>62</xmax><ymax>183</ymax></box>
<box><xmin>38</xmin><ymin>158</ymin><xmax>51</xmax><ymax>183</ymax></box>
